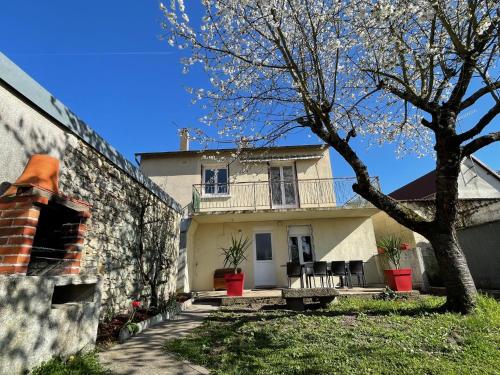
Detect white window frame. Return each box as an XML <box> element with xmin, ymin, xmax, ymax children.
<box><xmin>269</xmin><ymin>164</ymin><xmax>298</xmax><ymax>208</ymax></box>
<box><xmin>202</xmin><ymin>165</ymin><xmax>229</xmax><ymax>197</ymax></box>
<box><xmin>287</xmin><ymin>225</ymin><xmax>315</xmax><ymax>264</ymax></box>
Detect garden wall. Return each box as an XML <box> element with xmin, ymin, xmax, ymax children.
<box><xmin>0</xmin><ymin>53</ymin><xmax>182</xmax><ymax>373</ymax></box>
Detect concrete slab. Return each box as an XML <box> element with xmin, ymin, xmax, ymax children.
<box><xmin>281</xmin><ymin>287</ymin><xmax>339</xmax><ymax>299</ymax></box>
<box><xmin>99</xmin><ymin>303</ymin><xmax>217</xmax><ymax>375</ymax></box>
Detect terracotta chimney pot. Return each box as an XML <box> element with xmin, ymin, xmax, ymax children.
<box><xmin>2</xmin><ymin>154</ymin><xmax>60</xmax><ymax>196</ymax></box>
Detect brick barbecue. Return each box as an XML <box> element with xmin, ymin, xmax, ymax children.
<box><xmin>0</xmin><ymin>154</ymin><xmax>91</xmax><ymax>275</ymax></box>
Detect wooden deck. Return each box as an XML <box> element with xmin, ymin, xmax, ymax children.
<box><xmin>194</xmin><ymin>287</ymin><xmax>401</xmax><ymax>306</ymax></box>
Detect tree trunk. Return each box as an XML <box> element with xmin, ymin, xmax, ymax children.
<box><xmin>431</xmin><ymin>109</ymin><xmax>477</xmax><ymax>313</ymax></box>
<box><xmin>150</xmin><ymin>282</ymin><xmax>159</xmax><ymax>311</ymax></box>
<box><xmin>313</xmin><ymin>109</ymin><xmax>479</xmax><ymax>313</ymax></box>
<box><xmin>429</xmin><ymin>230</ymin><xmax>477</xmax><ymax>313</ymax></box>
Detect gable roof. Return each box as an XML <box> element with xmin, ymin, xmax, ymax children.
<box><xmin>389</xmin><ymin>170</ymin><xmax>437</xmax><ymax>200</ymax></box>
<box><xmin>389</xmin><ymin>155</ymin><xmax>500</xmax><ymax>200</ymax></box>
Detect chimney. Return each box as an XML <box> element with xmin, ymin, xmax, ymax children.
<box><xmin>238</xmin><ymin>136</ymin><xmax>250</xmax><ymax>149</ymax></box>
<box><xmin>179</xmin><ymin>128</ymin><xmax>189</xmax><ymax>151</ymax></box>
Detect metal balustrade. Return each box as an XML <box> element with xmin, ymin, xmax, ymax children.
<box><xmin>191</xmin><ymin>177</ymin><xmax>380</xmax><ymax>213</ymax></box>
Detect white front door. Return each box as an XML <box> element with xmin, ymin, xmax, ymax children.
<box><xmin>253</xmin><ymin>232</ymin><xmax>276</xmax><ymax>287</ymax></box>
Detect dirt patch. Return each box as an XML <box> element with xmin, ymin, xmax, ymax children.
<box><xmin>96</xmin><ymin>309</ymin><xmax>156</xmax><ymax>345</ymax></box>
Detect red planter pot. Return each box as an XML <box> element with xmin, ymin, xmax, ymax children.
<box><xmin>224</xmin><ymin>273</ymin><xmax>244</xmax><ymax>296</ymax></box>
<box><xmin>384</xmin><ymin>268</ymin><xmax>412</xmax><ymax>291</ymax></box>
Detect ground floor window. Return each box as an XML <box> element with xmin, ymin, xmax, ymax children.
<box><xmin>288</xmin><ymin>225</ymin><xmax>314</xmax><ymax>264</ymax></box>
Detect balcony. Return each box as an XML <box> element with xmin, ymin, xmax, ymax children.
<box><xmin>191</xmin><ymin>177</ymin><xmax>379</xmax><ymax>213</ymax></box>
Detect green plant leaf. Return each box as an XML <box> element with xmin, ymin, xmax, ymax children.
<box><xmin>220</xmin><ymin>234</ymin><xmax>251</xmax><ymax>270</ymax></box>
<box><xmin>377</xmin><ymin>235</ymin><xmax>403</xmax><ymax>269</ymax></box>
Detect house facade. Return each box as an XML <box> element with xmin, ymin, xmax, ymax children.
<box><xmin>137</xmin><ymin>137</ymin><xmax>385</xmax><ymax>291</ymax></box>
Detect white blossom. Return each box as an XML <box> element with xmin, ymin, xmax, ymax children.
<box><xmin>160</xmin><ymin>0</ymin><xmax>498</xmax><ymax>155</ymax></box>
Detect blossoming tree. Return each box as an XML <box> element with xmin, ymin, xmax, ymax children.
<box><xmin>162</xmin><ymin>0</ymin><xmax>499</xmax><ymax>313</ymax></box>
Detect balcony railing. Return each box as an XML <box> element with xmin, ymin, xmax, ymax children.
<box><xmin>191</xmin><ymin>177</ymin><xmax>379</xmax><ymax>213</ymax></box>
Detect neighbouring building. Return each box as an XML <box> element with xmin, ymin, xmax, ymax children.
<box><xmin>0</xmin><ymin>53</ymin><xmax>182</xmax><ymax>374</ymax></box>
<box><xmin>137</xmin><ymin>134</ymin><xmax>386</xmax><ymax>292</ymax></box>
<box><xmin>388</xmin><ymin>155</ymin><xmax>500</xmax><ymax>200</ymax></box>
<box><xmin>372</xmin><ymin>156</ymin><xmax>500</xmax><ymax>291</ymax></box>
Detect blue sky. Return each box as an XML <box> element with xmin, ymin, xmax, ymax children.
<box><xmin>1</xmin><ymin>0</ymin><xmax>498</xmax><ymax>193</ymax></box>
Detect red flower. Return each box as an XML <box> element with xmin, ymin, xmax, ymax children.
<box><xmin>400</xmin><ymin>243</ymin><xmax>411</xmax><ymax>250</ymax></box>
<box><xmin>131</xmin><ymin>300</ymin><xmax>141</xmax><ymax>308</ymax></box>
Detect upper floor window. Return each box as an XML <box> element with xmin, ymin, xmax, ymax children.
<box><xmin>269</xmin><ymin>165</ymin><xmax>298</xmax><ymax>207</ymax></box>
<box><xmin>203</xmin><ymin>167</ymin><xmax>228</xmax><ymax>195</ymax></box>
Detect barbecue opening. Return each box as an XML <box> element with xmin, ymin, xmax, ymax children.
<box><xmin>27</xmin><ymin>202</ymin><xmax>83</xmax><ymax>276</ymax></box>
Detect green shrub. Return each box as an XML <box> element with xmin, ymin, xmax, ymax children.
<box><xmin>30</xmin><ymin>352</ymin><xmax>109</xmax><ymax>375</ymax></box>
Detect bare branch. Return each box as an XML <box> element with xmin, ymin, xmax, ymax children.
<box><xmin>457</xmin><ymin>102</ymin><xmax>500</xmax><ymax>141</ymax></box>
<box><xmin>379</xmin><ymin>80</ymin><xmax>438</xmax><ymax>114</ymax></box>
<box><xmin>461</xmin><ymin>131</ymin><xmax>500</xmax><ymax>157</ymax></box>
<box><xmin>460</xmin><ymin>81</ymin><xmax>500</xmax><ymax>110</ymax></box>
<box><xmin>305</xmin><ymin>118</ymin><xmax>433</xmax><ymax>234</ymax></box>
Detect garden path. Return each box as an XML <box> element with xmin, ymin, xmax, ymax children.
<box><xmin>99</xmin><ymin>302</ymin><xmax>218</xmax><ymax>375</ymax></box>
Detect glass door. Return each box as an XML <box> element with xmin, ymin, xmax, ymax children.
<box><xmin>288</xmin><ymin>226</ymin><xmax>314</xmax><ymax>264</ymax></box>
<box><xmin>269</xmin><ymin>166</ymin><xmax>298</xmax><ymax>208</ymax></box>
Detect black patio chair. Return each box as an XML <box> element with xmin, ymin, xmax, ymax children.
<box><xmin>348</xmin><ymin>260</ymin><xmax>366</xmax><ymax>287</ymax></box>
<box><xmin>303</xmin><ymin>262</ymin><xmax>315</xmax><ymax>288</ymax></box>
<box><xmin>313</xmin><ymin>261</ymin><xmax>328</xmax><ymax>288</ymax></box>
<box><xmin>329</xmin><ymin>261</ymin><xmax>348</xmax><ymax>288</ymax></box>
<box><xmin>286</xmin><ymin>262</ymin><xmax>303</xmax><ymax>288</ymax></box>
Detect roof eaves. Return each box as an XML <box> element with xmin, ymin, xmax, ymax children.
<box><xmin>136</xmin><ymin>143</ymin><xmax>327</xmax><ymax>159</ymax></box>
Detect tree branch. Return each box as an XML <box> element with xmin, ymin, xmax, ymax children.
<box><xmin>303</xmin><ymin>118</ymin><xmax>433</xmax><ymax>235</ymax></box>
<box><xmin>460</xmin><ymin>81</ymin><xmax>500</xmax><ymax>110</ymax></box>
<box><xmin>461</xmin><ymin>131</ymin><xmax>500</xmax><ymax>157</ymax></box>
<box><xmin>457</xmin><ymin>102</ymin><xmax>500</xmax><ymax>141</ymax></box>
<box><xmin>378</xmin><ymin>79</ymin><xmax>438</xmax><ymax>114</ymax></box>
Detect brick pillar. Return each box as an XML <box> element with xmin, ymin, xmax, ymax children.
<box><xmin>60</xmin><ymin>217</ymin><xmax>89</xmax><ymax>275</ymax></box>
<box><xmin>0</xmin><ymin>196</ymin><xmax>47</xmax><ymax>275</ymax></box>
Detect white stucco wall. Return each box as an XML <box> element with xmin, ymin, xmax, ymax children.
<box><xmin>140</xmin><ymin>146</ymin><xmax>334</xmax><ymax>209</ymax></box>
<box><xmin>0</xmin><ymin>84</ymin><xmax>76</xmax><ymax>191</ymax></box>
<box><xmin>185</xmin><ymin>215</ymin><xmax>383</xmax><ymax>291</ymax></box>
<box><xmin>458</xmin><ymin>157</ymin><xmax>500</xmax><ymax>199</ymax></box>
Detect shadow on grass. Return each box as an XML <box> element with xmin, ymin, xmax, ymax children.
<box><xmin>206</xmin><ymin>299</ymin><xmax>445</xmax><ymax>325</ymax></box>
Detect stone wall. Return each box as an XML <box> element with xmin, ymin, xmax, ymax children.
<box><xmin>0</xmin><ymin>52</ymin><xmax>182</xmax><ymax>375</ymax></box>
<box><xmin>59</xmin><ymin>140</ymin><xmax>181</xmax><ymax>314</ymax></box>
<box><xmin>0</xmin><ymin>53</ymin><xmax>182</xmax><ymax>316</ymax></box>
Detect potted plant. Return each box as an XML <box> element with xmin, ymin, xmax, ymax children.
<box><xmin>220</xmin><ymin>235</ymin><xmax>251</xmax><ymax>296</ymax></box>
<box><xmin>377</xmin><ymin>235</ymin><xmax>412</xmax><ymax>291</ymax></box>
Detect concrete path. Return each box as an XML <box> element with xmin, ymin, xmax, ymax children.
<box><xmin>99</xmin><ymin>303</ymin><xmax>218</xmax><ymax>375</ymax></box>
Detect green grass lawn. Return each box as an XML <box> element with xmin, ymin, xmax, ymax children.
<box><xmin>164</xmin><ymin>296</ymin><xmax>500</xmax><ymax>375</ymax></box>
